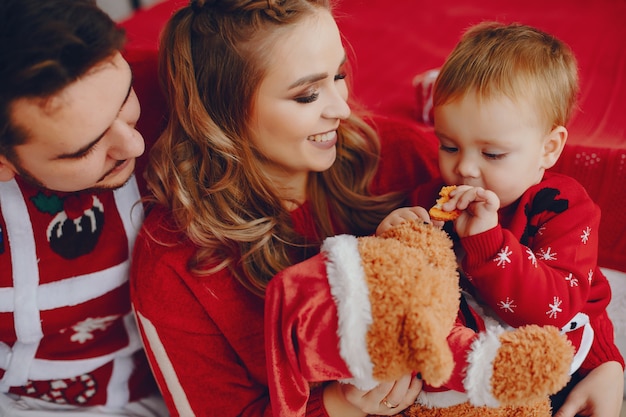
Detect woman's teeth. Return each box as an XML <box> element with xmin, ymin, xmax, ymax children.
<box><xmin>307</xmin><ymin>131</ymin><xmax>335</xmax><ymax>142</ymax></box>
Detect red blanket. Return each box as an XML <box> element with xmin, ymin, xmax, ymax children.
<box><xmin>121</xmin><ymin>0</ymin><xmax>626</xmax><ymax>271</ymax></box>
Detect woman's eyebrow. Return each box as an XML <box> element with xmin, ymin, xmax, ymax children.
<box><xmin>288</xmin><ymin>53</ymin><xmax>347</xmax><ymax>90</ymax></box>
<box><xmin>288</xmin><ymin>73</ymin><xmax>328</xmax><ymax>90</ymax></box>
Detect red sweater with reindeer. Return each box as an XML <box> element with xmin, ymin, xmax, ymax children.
<box><xmin>411</xmin><ymin>172</ymin><xmax>625</xmax><ymax>374</ymax></box>
<box><xmin>0</xmin><ymin>175</ymin><xmax>158</xmax><ymax>408</ymax></box>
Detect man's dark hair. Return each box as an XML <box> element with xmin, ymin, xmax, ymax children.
<box><xmin>0</xmin><ymin>0</ymin><xmax>126</xmax><ymax>155</ymax></box>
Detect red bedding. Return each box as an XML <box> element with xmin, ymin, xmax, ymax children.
<box><xmin>121</xmin><ymin>0</ymin><xmax>626</xmax><ymax>271</ymax></box>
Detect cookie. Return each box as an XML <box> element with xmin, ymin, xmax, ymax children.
<box><xmin>429</xmin><ymin>185</ymin><xmax>461</xmax><ymax>221</ymax></box>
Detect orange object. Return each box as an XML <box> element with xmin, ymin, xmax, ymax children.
<box><xmin>429</xmin><ymin>185</ymin><xmax>461</xmax><ymax>221</ymax></box>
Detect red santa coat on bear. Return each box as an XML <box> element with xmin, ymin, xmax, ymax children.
<box><xmin>265</xmin><ymin>220</ymin><xmax>574</xmax><ymax>417</ymax></box>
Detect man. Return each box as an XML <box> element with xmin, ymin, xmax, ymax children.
<box><xmin>0</xmin><ymin>0</ymin><xmax>167</xmax><ymax>415</ymax></box>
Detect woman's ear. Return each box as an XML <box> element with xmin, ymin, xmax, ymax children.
<box><xmin>542</xmin><ymin>126</ymin><xmax>568</xmax><ymax>170</ymax></box>
<box><xmin>0</xmin><ymin>155</ymin><xmax>18</xmax><ymax>182</ymax></box>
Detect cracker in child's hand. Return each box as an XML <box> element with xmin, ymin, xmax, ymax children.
<box><xmin>429</xmin><ymin>185</ymin><xmax>461</xmax><ymax>221</ymax></box>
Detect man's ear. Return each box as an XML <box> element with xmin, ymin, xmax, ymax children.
<box><xmin>0</xmin><ymin>155</ymin><xmax>18</xmax><ymax>182</ymax></box>
<box><xmin>542</xmin><ymin>126</ymin><xmax>567</xmax><ymax>170</ymax></box>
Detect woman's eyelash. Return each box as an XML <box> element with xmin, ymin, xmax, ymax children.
<box><xmin>295</xmin><ymin>92</ymin><xmax>319</xmax><ymax>104</ymax></box>
<box><xmin>294</xmin><ymin>73</ymin><xmax>345</xmax><ymax>103</ymax></box>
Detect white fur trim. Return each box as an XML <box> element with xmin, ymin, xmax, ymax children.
<box><xmin>322</xmin><ymin>235</ymin><xmax>377</xmax><ymax>390</ymax></box>
<box><xmin>464</xmin><ymin>324</ymin><xmax>505</xmax><ymax>407</ymax></box>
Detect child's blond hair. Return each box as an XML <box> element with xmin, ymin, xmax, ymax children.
<box><xmin>434</xmin><ymin>22</ymin><xmax>579</xmax><ymax>130</ymax></box>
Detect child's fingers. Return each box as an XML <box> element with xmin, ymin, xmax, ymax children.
<box><xmin>446</xmin><ymin>186</ymin><xmax>498</xmax><ymax>212</ymax></box>
<box><xmin>406</xmin><ymin>206</ymin><xmax>431</xmax><ymax>222</ymax></box>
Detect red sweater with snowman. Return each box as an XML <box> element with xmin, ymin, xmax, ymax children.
<box><xmin>0</xmin><ymin>175</ymin><xmax>158</xmax><ymax>408</ymax></box>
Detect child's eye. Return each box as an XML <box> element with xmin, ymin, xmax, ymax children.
<box><xmin>439</xmin><ymin>145</ymin><xmax>458</xmax><ymax>153</ymax></box>
<box><xmin>295</xmin><ymin>91</ymin><xmax>319</xmax><ymax>104</ymax></box>
<box><xmin>483</xmin><ymin>152</ymin><xmax>506</xmax><ymax>160</ymax></box>
<box><xmin>334</xmin><ymin>72</ymin><xmax>347</xmax><ymax>81</ymax></box>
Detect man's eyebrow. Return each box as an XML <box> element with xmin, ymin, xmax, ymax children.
<box><xmin>288</xmin><ymin>54</ymin><xmax>347</xmax><ymax>90</ymax></box>
<box><xmin>55</xmin><ymin>74</ymin><xmax>134</xmax><ymax>160</ymax></box>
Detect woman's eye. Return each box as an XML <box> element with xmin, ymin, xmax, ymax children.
<box><xmin>334</xmin><ymin>72</ymin><xmax>347</xmax><ymax>81</ymax></box>
<box><xmin>295</xmin><ymin>92</ymin><xmax>319</xmax><ymax>104</ymax></box>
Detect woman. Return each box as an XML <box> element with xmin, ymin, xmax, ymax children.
<box><xmin>130</xmin><ymin>0</ymin><xmax>438</xmax><ymax>415</ymax></box>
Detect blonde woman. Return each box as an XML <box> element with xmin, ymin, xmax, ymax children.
<box><xmin>130</xmin><ymin>0</ymin><xmax>438</xmax><ymax>415</ymax></box>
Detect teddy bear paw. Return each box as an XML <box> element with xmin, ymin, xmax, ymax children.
<box><xmin>465</xmin><ymin>324</ymin><xmax>573</xmax><ymax>407</ymax></box>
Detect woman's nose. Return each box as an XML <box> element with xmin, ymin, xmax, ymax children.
<box><xmin>323</xmin><ymin>85</ymin><xmax>351</xmax><ymax>120</ymax></box>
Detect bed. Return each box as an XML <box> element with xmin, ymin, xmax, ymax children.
<box><xmin>120</xmin><ymin>0</ymin><xmax>626</xmax><ymax>390</ymax></box>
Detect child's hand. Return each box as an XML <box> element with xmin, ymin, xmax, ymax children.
<box><xmin>445</xmin><ymin>185</ymin><xmax>499</xmax><ymax>238</ymax></box>
<box><xmin>554</xmin><ymin>361</ymin><xmax>624</xmax><ymax>417</ymax></box>
<box><xmin>376</xmin><ymin>206</ymin><xmax>439</xmax><ymax>236</ymax></box>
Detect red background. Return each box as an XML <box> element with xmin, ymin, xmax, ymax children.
<box><xmin>121</xmin><ymin>0</ymin><xmax>626</xmax><ymax>271</ymax></box>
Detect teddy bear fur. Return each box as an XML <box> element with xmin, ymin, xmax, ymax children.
<box><xmin>346</xmin><ymin>220</ymin><xmax>461</xmax><ymax>387</ymax></box>
<box><xmin>265</xmin><ymin>220</ymin><xmax>574</xmax><ymax>417</ymax></box>
<box><xmin>401</xmin><ymin>399</ymin><xmax>552</xmax><ymax>417</ymax></box>
<box><xmin>330</xmin><ymin>221</ymin><xmax>573</xmax><ymax>416</ymax></box>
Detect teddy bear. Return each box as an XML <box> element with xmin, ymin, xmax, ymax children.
<box><xmin>265</xmin><ymin>220</ymin><xmax>574</xmax><ymax>417</ymax></box>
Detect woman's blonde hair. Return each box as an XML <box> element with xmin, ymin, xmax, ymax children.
<box><xmin>434</xmin><ymin>22</ymin><xmax>579</xmax><ymax>129</ymax></box>
<box><xmin>146</xmin><ymin>0</ymin><xmax>405</xmax><ymax>297</ymax></box>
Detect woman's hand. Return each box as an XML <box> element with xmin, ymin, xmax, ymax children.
<box><xmin>323</xmin><ymin>374</ymin><xmax>422</xmax><ymax>416</ymax></box>
<box><xmin>554</xmin><ymin>361</ymin><xmax>624</xmax><ymax>417</ymax></box>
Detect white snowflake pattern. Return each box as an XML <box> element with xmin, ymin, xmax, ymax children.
<box><xmin>546</xmin><ymin>296</ymin><xmax>563</xmax><ymax>319</ymax></box>
<box><xmin>580</xmin><ymin>227</ymin><xmax>591</xmax><ymax>244</ymax></box>
<box><xmin>587</xmin><ymin>269</ymin><xmax>593</xmax><ymax>284</ymax></box>
<box><xmin>493</xmin><ymin>246</ymin><xmax>513</xmax><ymax>268</ymax></box>
<box><xmin>537</xmin><ymin>225</ymin><xmax>546</xmax><ymax>236</ymax></box>
<box><xmin>565</xmin><ymin>273</ymin><xmax>579</xmax><ymax>287</ymax></box>
<box><xmin>498</xmin><ymin>297</ymin><xmax>517</xmax><ymax>313</ymax></box>
<box><xmin>70</xmin><ymin>315</ymin><xmax>119</xmax><ymax>344</ymax></box>
<box><xmin>537</xmin><ymin>247</ymin><xmax>557</xmax><ymax>261</ymax></box>
<box><xmin>525</xmin><ymin>247</ymin><xmax>537</xmax><ymax>267</ymax></box>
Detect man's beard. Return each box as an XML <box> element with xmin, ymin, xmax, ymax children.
<box><xmin>11</xmin><ymin>158</ymin><xmax>133</xmax><ymax>194</ymax></box>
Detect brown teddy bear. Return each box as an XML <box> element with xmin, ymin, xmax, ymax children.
<box><xmin>265</xmin><ymin>220</ymin><xmax>574</xmax><ymax>417</ymax></box>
